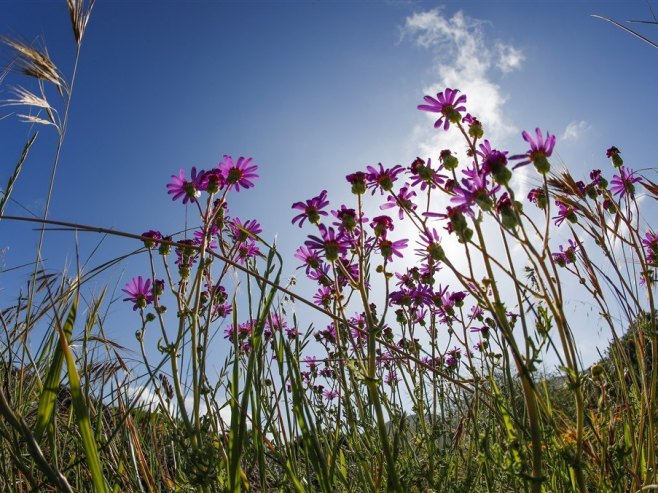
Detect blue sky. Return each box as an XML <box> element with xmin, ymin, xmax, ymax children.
<box><xmin>1</xmin><ymin>0</ymin><xmax>657</xmax><ymax>370</ymax></box>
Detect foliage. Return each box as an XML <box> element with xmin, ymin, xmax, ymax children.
<box><xmin>1</xmin><ymin>3</ymin><xmax>657</xmax><ymax>492</ymax></box>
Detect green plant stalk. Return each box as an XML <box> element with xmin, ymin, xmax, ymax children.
<box><xmin>472</xmin><ymin>222</ymin><xmax>544</xmax><ymax>492</ymax></box>
<box><xmin>357</xmin><ymin>281</ymin><xmax>401</xmax><ymax>492</ymax></box>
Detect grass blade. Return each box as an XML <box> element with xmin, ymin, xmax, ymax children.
<box><xmin>33</xmin><ymin>293</ymin><xmax>76</xmax><ymax>441</ymax></box>
<box><xmin>55</xmin><ymin>291</ymin><xmax>108</xmax><ymax>493</ymax></box>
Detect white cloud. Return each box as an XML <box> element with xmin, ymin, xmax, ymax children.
<box><xmin>561</xmin><ymin>120</ymin><xmax>590</xmax><ymax>141</ymax></box>
<box><xmin>402</xmin><ymin>8</ymin><xmax>524</xmax><ymax>154</ymax></box>
<box><xmin>496</xmin><ymin>42</ymin><xmax>525</xmax><ymax>73</ymax></box>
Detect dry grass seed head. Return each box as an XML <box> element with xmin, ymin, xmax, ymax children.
<box><xmin>67</xmin><ymin>0</ymin><xmax>95</xmax><ymax>45</ymax></box>
<box><xmin>0</xmin><ymin>36</ymin><xmax>64</xmax><ymax>93</ymax></box>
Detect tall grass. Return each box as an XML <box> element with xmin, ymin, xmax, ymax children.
<box><xmin>1</xmin><ymin>3</ymin><xmax>657</xmax><ymax>492</ymax></box>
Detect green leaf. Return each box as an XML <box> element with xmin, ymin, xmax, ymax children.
<box><xmin>57</xmin><ymin>292</ymin><xmax>107</xmax><ymax>493</ymax></box>
<box><xmin>34</xmin><ymin>293</ymin><xmax>77</xmax><ymax>441</ymax></box>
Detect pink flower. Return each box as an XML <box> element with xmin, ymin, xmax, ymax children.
<box><xmin>167</xmin><ymin>167</ymin><xmax>205</xmax><ymax>203</ymax></box>
<box><xmin>218</xmin><ymin>155</ymin><xmax>258</xmax><ymax>191</ymax></box>
<box><xmin>122</xmin><ymin>276</ymin><xmax>154</xmax><ymax>310</ymax></box>
<box><xmin>610</xmin><ymin>166</ymin><xmax>642</xmax><ymax>199</ymax></box>
<box><xmin>417</xmin><ymin>88</ymin><xmax>467</xmax><ymax>131</ymax></box>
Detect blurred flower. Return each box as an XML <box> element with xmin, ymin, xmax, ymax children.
<box><xmin>610</xmin><ymin>166</ymin><xmax>641</xmax><ymax>199</ymax></box>
<box><xmin>313</xmin><ymin>286</ymin><xmax>334</xmax><ymax>308</ymax></box>
<box><xmin>323</xmin><ymin>388</ymin><xmax>339</xmax><ymax>401</ymax></box>
<box><xmin>479</xmin><ymin>142</ymin><xmax>511</xmax><ymax>185</ymax></box>
<box><xmin>193</xmin><ymin>225</ymin><xmax>219</xmax><ymax>250</ymax></box>
<box><xmin>642</xmin><ymin>231</ymin><xmax>658</xmax><ymax>266</ymax></box>
<box><xmin>527</xmin><ymin>187</ymin><xmax>547</xmax><ymax>209</ymax></box>
<box><xmin>552</xmin><ymin>239</ymin><xmax>579</xmax><ymax>267</ymax></box>
<box><xmin>463</xmin><ymin>113</ymin><xmax>483</xmax><ymax>139</ymax></box>
<box><xmin>606</xmin><ymin>146</ymin><xmax>623</xmax><ymax>168</ymax></box>
<box><xmin>384</xmin><ymin>370</ymin><xmax>399</xmax><ymax>386</ymax></box>
<box><xmin>553</xmin><ymin>200</ymin><xmax>577</xmax><ymax>227</ymax></box>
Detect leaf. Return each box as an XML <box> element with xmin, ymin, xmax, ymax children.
<box><xmin>34</xmin><ymin>293</ymin><xmax>77</xmax><ymax>441</ymax></box>
<box><xmin>0</xmin><ymin>133</ymin><xmax>37</xmax><ymax>218</ymax></box>
<box><xmin>56</xmin><ymin>292</ymin><xmax>107</xmax><ymax>492</ymax></box>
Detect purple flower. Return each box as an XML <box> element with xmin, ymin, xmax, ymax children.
<box><xmin>294</xmin><ymin>246</ymin><xmax>322</xmax><ymax>272</ymax></box>
<box><xmin>304</xmin><ymin>225</ymin><xmax>350</xmax><ymax>262</ymax></box>
<box><xmin>200</xmin><ymin>168</ymin><xmax>225</xmax><ymax>193</ymax></box>
<box><xmin>416</xmin><ymin>228</ymin><xmax>445</xmax><ymax>263</ymax></box>
<box><xmin>167</xmin><ymin>167</ymin><xmax>205</xmax><ymax>203</ymax></box>
<box><xmin>496</xmin><ymin>193</ymin><xmax>519</xmax><ymax>229</ymax></box>
<box><xmin>426</xmin><ymin>205</ymin><xmax>473</xmax><ymax>243</ymax></box>
<box><xmin>193</xmin><ymin>225</ymin><xmax>219</xmax><ymax>250</ymax></box>
<box><xmin>479</xmin><ymin>142</ymin><xmax>511</xmax><ymax>185</ymax></box>
<box><xmin>380</xmin><ymin>185</ymin><xmax>417</xmax><ymax>220</ymax></box>
<box><xmin>377</xmin><ymin>237</ymin><xmax>408</xmax><ymax>262</ymax></box>
<box><xmin>308</xmin><ymin>262</ymin><xmax>332</xmax><ymax>286</ymax></box>
<box><xmin>553</xmin><ymin>200</ymin><xmax>577</xmax><ymax>227</ymax></box>
<box><xmin>264</xmin><ymin>313</ymin><xmax>287</xmax><ymax>338</ymax></box>
<box><xmin>141</xmin><ymin>230</ymin><xmax>162</xmax><ymax>249</ymax></box>
<box><xmin>331</xmin><ymin>205</ymin><xmax>362</xmax><ymax>232</ymax></box>
<box><xmin>370</xmin><ymin>215</ymin><xmax>395</xmax><ymax>238</ymax></box>
<box><xmin>231</xmin><ymin>218</ymin><xmax>262</xmax><ymax>242</ymax></box>
<box><xmin>511</xmin><ymin>128</ymin><xmax>556</xmax><ymax>174</ymax></box>
<box><xmin>462</xmin><ymin>113</ymin><xmax>484</xmax><ymax>139</ymax></box>
<box><xmin>236</xmin><ymin>239</ymin><xmax>260</xmax><ymax>264</ymax></box>
<box><xmin>122</xmin><ymin>276</ymin><xmax>154</xmax><ymax>311</ymax></box>
<box><xmin>313</xmin><ymin>286</ymin><xmax>334</xmax><ymax>308</ymax></box>
<box><xmin>175</xmin><ymin>239</ymin><xmax>198</xmax><ymax>266</ymax></box>
<box><xmin>366</xmin><ymin>163</ymin><xmax>404</xmax><ymax>195</ymax></box>
<box><xmin>285</xmin><ymin>326</ymin><xmax>299</xmax><ymax>339</ymax></box>
<box><xmin>152</xmin><ymin>279</ymin><xmax>165</xmax><ymax>298</ymax></box>
<box><xmin>552</xmin><ymin>239</ymin><xmax>579</xmax><ymax>267</ymax></box>
<box><xmin>409</xmin><ymin>157</ymin><xmax>444</xmax><ymax>190</ymax></box>
<box><xmin>527</xmin><ymin>187</ymin><xmax>547</xmax><ymax>209</ymax></box>
<box><xmin>212</xmin><ymin>303</ymin><xmax>232</xmax><ymax>320</ymax></box>
<box><xmin>451</xmin><ymin>165</ymin><xmax>499</xmax><ymax>213</ymax></box>
<box><xmin>642</xmin><ymin>231</ymin><xmax>658</xmax><ymax>265</ymax></box>
<box><xmin>323</xmin><ymin>388</ymin><xmax>339</xmax><ymax>401</ymax></box>
<box><xmin>291</xmin><ymin>190</ymin><xmax>329</xmax><ymax>227</ymax></box>
<box><xmin>417</xmin><ymin>88</ymin><xmax>467</xmax><ymax>131</ymax></box>
<box><xmin>384</xmin><ymin>370</ymin><xmax>399</xmax><ymax>386</ymax></box>
<box><xmin>218</xmin><ymin>155</ymin><xmax>258</xmax><ymax>191</ymax></box>
<box><xmin>317</xmin><ymin>323</ymin><xmax>337</xmax><ymax>344</ymax></box>
<box><xmin>346</xmin><ymin>171</ymin><xmax>367</xmax><ymax>195</ymax></box>
<box><xmin>607</xmin><ymin>146</ymin><xmax>623</xmax><ymax>168</ymax></box>
<box><xmin>610</xmin><ymin>166</ymin><xmax>642</xmax><ymax>199</ymax></box>
<box><xmin>395</xmin><ymin>268</ymin><xmax>419</xmax><ymax>288</ymax></box>
<box><xmin>589</xmin><ymin>169</ymin><xmax>608</xmax><ymax>191</ymax></box>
